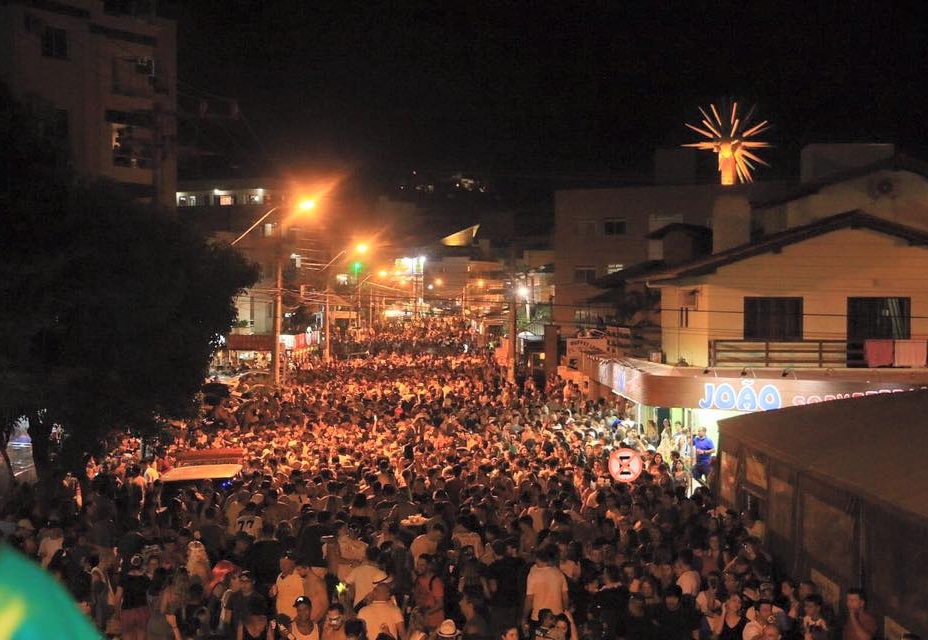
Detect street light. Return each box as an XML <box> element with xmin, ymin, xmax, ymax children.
<box><xmin>230</xmin><ymin>200</ymin><xmax>316</xmax><ymax>386</ymax></box>
<box><xmin>319</xmin><ymin>243</ymin><xmax>368</xmax><ymax>361</ymax></box>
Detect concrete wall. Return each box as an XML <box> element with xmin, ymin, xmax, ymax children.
<box><xmin>757</xmin><ymin>170</ymin><xmax>928</xmax><ymax>235</ymax></box>
<box><xmin>660</xmin><ymin>228</ymin><xmax>928</xmax><ymax>366</ymax></box>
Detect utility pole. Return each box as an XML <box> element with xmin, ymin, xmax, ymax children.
<box><xmin>324</xmin><ymin>287</ymin><xmax>332</xmax><ymax>362</ymax></box>
<box><xmin>272</xmin><ymin>249</ymin><xmax>283</xmax><ymax>385</ymax></box>
<box><xmin>508</xmin><ymin>245</ymin><xmax>517</xmax><ymax>383</ymax></box>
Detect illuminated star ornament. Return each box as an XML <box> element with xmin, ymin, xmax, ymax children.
<box><xmin>683</xmin><ymin>102</ymin><xmax>771</xmax><ymax>185</ymax></box>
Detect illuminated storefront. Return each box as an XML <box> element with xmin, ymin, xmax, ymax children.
<box><xmin>581</xmin><ymin>352</ymin><xmax>928</xmax><ymax>452</ymax></box>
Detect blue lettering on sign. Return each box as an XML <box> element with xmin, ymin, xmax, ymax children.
<box><xmin>699</xmin><ymin>381</ymin><xmax>783</xmax><ymax>412</ymax></box>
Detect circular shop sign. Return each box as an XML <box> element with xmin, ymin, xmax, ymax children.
<box><xmin>608</xmin><ymin>447</ymin><xmax>644</xmax><ymax>483</ymax></box>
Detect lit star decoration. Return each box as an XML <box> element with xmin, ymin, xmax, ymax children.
<box><xmin>683</xmin><ymin>102</ymin><xmax>771</xmax><ymax>185</ymax></box>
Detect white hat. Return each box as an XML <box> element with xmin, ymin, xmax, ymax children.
<box><xmin>436</xmin><ymin>620</ymin><xmax>459</xmax><ymax>638</ymax></box>
<box><xmin>370</xmin><ymin>569</ymin><xmax>392</xmax><ymax>585</ymax></box>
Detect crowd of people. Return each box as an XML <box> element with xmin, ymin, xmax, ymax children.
<box><xmin>0</xmin><ymin>317</ymin><xmax>889</xmax><ymax>640</ymax></box>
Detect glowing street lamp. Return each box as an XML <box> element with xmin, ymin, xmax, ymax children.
<box><xmin>230</xmin><ymin>200</ymin><xmax>319</xmax><ymax>385</ymax></box>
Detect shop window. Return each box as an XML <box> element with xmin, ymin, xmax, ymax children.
<box><xmin>604</xmin><ymin>218</ymin><xmax>627</xmax><ymax>235</ymax></box>
<box><xmin>744</xmin><ymin>297</ymin><xmax>803</xmax><ymax>341</ymax></box>
<box><xmin>42</xmin><ymin>26</ymin><xmax>68</xmax><ymax>59</ymax></box>
<box><xmin>177</xmin><ymin>196</ymin><xmax>188</xmax><ymax>207</ymax></box>
<box><xmin>574</xmin><ymin>266</ymin><xmax>596</xmax><ymax>284</ymax></box>
<box><xmin>218</xmin><ymin>195</ymin><xmax>235</xmax><ymax>206</ymax></box>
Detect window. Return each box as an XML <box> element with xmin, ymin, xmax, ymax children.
<box><xmin>177</xmin><ymin>196</ymin><xmax>188</xmax><ymax>206</ymax></box>
<box><xmin>576</xmin><ymin>220</ymin><xmax>597</xmax><ymax>238</ymax></box>
<box><xmin>743</xmin><ymin>297</ymin><xmax>803</xmax><ymax>341</ymax></box>
<box><xmin>574</xmin><ymin>266</ymin><xmax>597</xmax><ymax>284</ymax></box>
<box><xmin>606</xmin><ymin>263</ymin><xmax>624</xmax><ymax>274</ymax></box>
<box><xmin>42</xmin><ymin>27</ymin><xmax>68</xmax><ymax>59</ymax></box>
<box><xmin>188</xmin><ymin>195</ymin><xmax>197</xmax><ymax>206</ymax></box>
<box><xmin>218</xmin><ymin>195</ymin><xmax>235</xmax><ymax>206</ymax></box>
<box><xmin>847</xmin><ymin>297</ymin><xmax>911</xmax><ymax>340</ymax></box>
<box><xmin>248</xmin><ymin>194</ymin><xmax>264</xmax><ymax>205</ymax></box>
<box><xmin>111</xmin><ymin>124</ymin><xmax>152</xmax><ymax>168</ymax></box>
<box><xmin>604</xmin><ymin>218</ymin><xmax>627</xmax><ymax>235</ymax></box>
<box><xmin>134</xmin><ymin>57</ymin><xmax>154</xmax><ymax>75</ymax></box>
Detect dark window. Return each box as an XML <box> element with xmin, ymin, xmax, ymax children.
<box><xmin>744</xmin><ymin>297</ymin><xmax>803</xmax><ymax>341</ymax></box>
<box><xmin>847</xmin><ymin>297</ymin><xmax>911</xmax><ymax>340</ymax></box>
<box><xmin>574</xmin><ymin>267</ymin><xmax>596</xmax><ymax>284</ymax></box>
<box><xmin>135</xmin><ymin>57</ymin><xmax>154</xmax><ymax>75</ymax></box>
<box><xmin>42</xmin><ymin>26</ymin><xmax>68</xmax><ymax>59</ymax></box>
<box><xmin>604</xmin><ymin>218</ymin><xmax>627</xmax><ymax>235</ymax></box>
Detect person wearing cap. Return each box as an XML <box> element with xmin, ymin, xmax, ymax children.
<box><xmin>357</xmin><ymin>582</ymin><xmax>405</xmax><ymax>640</ymax></box>
<box><xmin>276</xmin><ymin>595</ymin><xmax>319</xmax><ymax>640</ymax></box>
<box><xmin>271</xmin><ymin>550</ymin><xmax>306</xmax><ymax>622</ymax></box>
<box><xmin>229</xmin><ymin>571</ymin><xmax>267</xmax><ymax>636</ymax></box>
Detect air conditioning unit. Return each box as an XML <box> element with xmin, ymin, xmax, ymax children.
<box><xmin>868</xmin><ymin>175</ymin><xmax>898</xmax><ymax>200</ymax></box>
<box><xmin>678</xmin><ymin>289</ymin><xmax>698</xmax><ymax>308</ymax></box>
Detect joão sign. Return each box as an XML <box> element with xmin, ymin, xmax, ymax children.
<box><xmin>697</xmin><ymin>380</ymin><xmax>928</xmax><ymax>412</ymax></box>
<box><xmin>598</xmin><ymin>358</ymin><xmax>928</xmax><ymax>413</ymax></box>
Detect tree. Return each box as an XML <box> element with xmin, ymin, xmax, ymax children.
<box><xmin>0</xmin><ymin>84</ymin><xmax>258</xmax><ymax>481</ymax></box>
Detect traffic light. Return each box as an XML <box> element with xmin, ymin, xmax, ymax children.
<box><xmin>352</xmin><ymin>261</ymin><xmax>363</xmax><ymax>275</ymax></box>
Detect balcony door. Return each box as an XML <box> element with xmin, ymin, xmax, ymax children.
<box><xmin>846</xmin><ymin>297</ymin><xmax>910</xmax><ymax>367</ymax></box>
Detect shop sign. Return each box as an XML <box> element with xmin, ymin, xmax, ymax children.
<box><xmin>608</xmin><ymin>448</ymin><xmax>643</xmax><ymax>483</ymax></box>
<box><xmin>698</xmin><ymin>380</ymin><xmax>928</xmax><ymax>412</ymax></box>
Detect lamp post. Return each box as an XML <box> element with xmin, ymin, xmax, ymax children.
<box><xmin>320</xmin><ymin>243</ymin><xmax>367</xmax><ymax>361</ymax></box>
<box><xmin>231</xmin><ymin>200</ymin><xmax>315</xmax><ymax>386</ymax></box>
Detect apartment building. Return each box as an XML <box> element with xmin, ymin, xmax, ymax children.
<box><xmin>0</xmin><ymin>0</ymin><xmax>176</xmax><ymax>206</ymax></box>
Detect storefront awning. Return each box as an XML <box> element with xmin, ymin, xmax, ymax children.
<box><xmin>226</xmin><ymin>334</ymin><xmax>275</xmax><ymax>351</ymax></box>
<box><xmin>585</xmin><ymin>356</ymin><xmax>928</xmax><ymax>412</ymax></box>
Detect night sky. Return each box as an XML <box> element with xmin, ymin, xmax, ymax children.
<box><xmin>175</xmin><ymin>1</ymin><xmax>928</xmax><ymax>181</ymax></box>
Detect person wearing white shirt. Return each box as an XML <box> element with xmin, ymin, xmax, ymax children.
<box><xmin>272</xmin><ymin>552</ymin><xmax>306</xmax><ymax>622</ymax></box>
<box><xmin>675</xmin><ymin>550</ymin><xmax>701</xmax><ymax>597</ymax></box>
<box><xmin>522</xmin><ymin>547</ymin><xmax>569</xmax><ymax>628</ymax></box>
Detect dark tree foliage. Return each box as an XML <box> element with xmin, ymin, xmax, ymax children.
<box><xmin>0</xmin><ymin>84</ymin><xmax>258</xmax><ymax>479</ymax></box>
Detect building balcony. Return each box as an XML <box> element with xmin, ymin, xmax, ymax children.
<box><xmin>708</xmin><ymin>339</ymin><xmax>855</xmax><ymax>368</ymax></box>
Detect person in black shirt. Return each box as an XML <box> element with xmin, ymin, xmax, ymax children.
<box><xmin>654</xmin><ymin>585</ymin><xmax>700</xmax><ymax>640</ymax></box>
<box><xmin>485</xmin><ymin>539</ymin><xmax>525</xmax><ymax>640</ymax></box>
<box><xmin>589</xmin><ymin>565</ymin><xmax>630</xmax><ymax>638</ymax></box>
<box><xmin>618</xmin><ymin>593</ymin><xmax>655</xmax><ymax>640</ymax></box>
<box><xmin>296</xmin><ymin>510</ymin><xmax>331</xmax><ymax>573</ymax></box>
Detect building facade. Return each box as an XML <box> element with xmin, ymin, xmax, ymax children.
<box><xmin>0</xmin><ymin>0</ymin><xmax>177</xmax><ymax>206</ymax></box>
<box><xmin>552</xmin><ymin>182</ymin><xmax>789</xmax><ymax>335</ymax></box>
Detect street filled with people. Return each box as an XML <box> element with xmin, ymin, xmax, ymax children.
<box><xmin>0</xmin><ymin>318</ymin><xmax>881</xmax><ymax>640</ymax></box>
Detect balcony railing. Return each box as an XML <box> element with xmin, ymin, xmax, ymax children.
<box><xmin>708</xmin><ymin>339</ymin><xmax>858</xmax><ymax>368</ymax></box>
